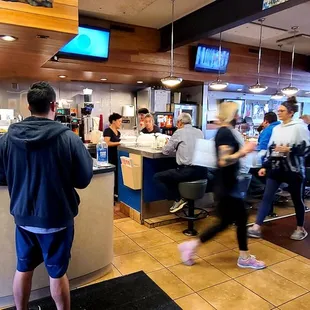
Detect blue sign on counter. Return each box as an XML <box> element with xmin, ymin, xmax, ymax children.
<box><xmin>263</xmin><ymin>0</ymin><xmax>289</xmax><ymax>10</ymax></box>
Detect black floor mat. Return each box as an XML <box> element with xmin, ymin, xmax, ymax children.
<box><xmin>7</xmin><ymin>271</ymin><xmax>181</xmax><ymax>310</ymax></box>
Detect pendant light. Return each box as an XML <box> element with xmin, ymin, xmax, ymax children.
<box><xmin>282</xmin><ymin>26</ymin><xmax>299</xmax><ymax>96</ymax></box>
<box><xmin>209</xmin><ymin>32</ymin><xmax>229</xmax><ymax>90</ymax></box>
<box><xmin>161</xmin><ymin>0</ymin><xmax>183</xmax><ymax>88</ymax></box>
<box><xmin>249</xmin><ymin>19</ymin><xmax>268</xmax><ymax>93</ymax></box>
<box><xmin>271</xmin><ymin>45</ymin><xmax>284</xmax><ymax>100</ymax></box>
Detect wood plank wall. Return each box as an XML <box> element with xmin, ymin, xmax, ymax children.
<box><xmin>0</xmin><ymin>0</ymin><xmax>78</xmax><ymax>34</ymax></box>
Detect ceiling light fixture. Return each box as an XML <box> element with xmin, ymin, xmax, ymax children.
<box><xmin>271</xmin><ymin>44</ymin><xmax>284</xmax><ymax>100</ymax></box>
<box><xmin>137</xmin><ymin>81</ymin><xmax>144</xmax><ymax>84</ymax></box>
<box><xmin>209</xmin><ymin>32</ymin><xmax>228</xmax><ymax>91</ymax></box>
<box><xmin>58</xmin><ymin>75</ymin><xmax>67</xmax><ymax>78</ymax></box>
<box><xmin>282</xmin><ymin>26</ymin><xmax>299</xmax><ymax>97</ymax></box>
<box><xmin>100</xmin><ymin>78</ymin><xmax>107</xmax><ymax>81</ymax></box>
<box><xmin>0</xmin><ymin>35</ymin><xmax>17</xmax><ymax>42</ymax></box>
<box><xmin>249</xmin><ymin>19</ymin><xmax>268</xmax><ymax>93</ymax></box>
<box><xmin>161</xmin><ymin>0</ymin><xmax>183</xmax><ymax>88</ymax></box>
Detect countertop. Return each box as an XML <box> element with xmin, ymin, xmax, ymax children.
<box><xmin>93</xmin><ymin>164</ymin><xmax>116</xmax><ymax>174</ymax></box>
<box><xmin>118</xmin><ymin>145</ymin><xmax>175</xmax><ymax>159</ymax></box>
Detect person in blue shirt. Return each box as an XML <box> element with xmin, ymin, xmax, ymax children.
<box><xmin>258</xmin><ymin>112</ymin><xmax>281</xmax><ymax>152</ymax></box>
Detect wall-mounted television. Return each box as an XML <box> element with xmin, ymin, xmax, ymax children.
<box><xmin>58</xmin><ymin>26</ymin><xmax>110</xmax><ymax>61</ymax></box>
<box><xmin>194</xmin><ymin>44</ymin><xmax>230</xmax><ymax>74</ymax></box>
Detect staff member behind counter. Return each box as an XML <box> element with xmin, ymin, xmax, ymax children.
<box><xmin>154</xmin><ymin>113</ymin><xmax>208</xmax><ymax>213</ymax></box>
<box><xmin>141</xmin><ymin>113</ymin><xmax>161</xmax><ymax>134</ymax></box>
<box><xmin>104</xmin><ymin>113</ymin><xmax>122</xmax><ymax>200</ymax></box>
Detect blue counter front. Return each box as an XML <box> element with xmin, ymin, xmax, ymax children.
<box><xmin>118</xmin><ymin>146</ymin><xmax>177</xmax><ymax>221</ymax></box>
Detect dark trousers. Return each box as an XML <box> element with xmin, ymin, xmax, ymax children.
<box><xmin>153</xmin><ymin>166</ymin><xmax>209</xmax><ymax>201</ymax></box>
<box><xmin>256</xmin><ymin>172</ymin><xmax>305</xmax><ymax>227</ymax></box>
<box><xmin>199</xmin><ymin>196</ymin><xmax>248</xmax><ymax>251</ymax></box>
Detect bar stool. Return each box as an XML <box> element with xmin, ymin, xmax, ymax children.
<box><xmin>177</xmin><ymin>179</ymin><xmax>209</xmax><ymax>236</ymax></box>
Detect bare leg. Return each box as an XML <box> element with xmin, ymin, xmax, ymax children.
<box><xmin>13</xmin><ymin>270</ymin><xmax>34</xmax><ymax>310</ymax></box>
<box><xmin>50</xmin><ymin>274</ymin><xmax>70</xmax><ymax>310</ymax></box>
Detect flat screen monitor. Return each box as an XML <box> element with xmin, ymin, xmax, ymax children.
<box><xmin>194</xmin><ymin>44</ymin><xmax>230</xmax><ymax>73</ymax></box>
<box><xmin>58</xmin><ymin>26</ymin><xmax>110</xmax><ymax>61</ymax></box>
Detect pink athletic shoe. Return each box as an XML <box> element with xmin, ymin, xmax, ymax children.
<box><xmin>178</xmin><ymin>240</ymin><xmax>199</xmax><ymax>266</ymax></box>
<box><xmin>237</xmin><ymin>255</ymin><xmax>266</xmax><ymax>270</ymax></box>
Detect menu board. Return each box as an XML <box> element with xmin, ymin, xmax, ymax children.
<box><xmin>154</xmin><ymin>90</ymin><xmax>170</xmax><ymax>112</ymax></box>
<box><xmin>263</xmin><ymin>0</ymin><xmax>289</xmax><ymax>10</ymax></box>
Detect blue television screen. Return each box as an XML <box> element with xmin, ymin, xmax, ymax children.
<box><xmin>59</xmin><ymin>26</ymin><xmax>110</xmax><ymax>60</ymax></box>
<box><xmin>194</xmin><ymin>45</ymin><xmax>230</xmax><ymax>73</ymax></box>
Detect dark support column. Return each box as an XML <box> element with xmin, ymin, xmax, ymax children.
<box><xmin>160</xmin><ymin>0</ymin><xmax>309</xmax><ymax>51</ymax></box>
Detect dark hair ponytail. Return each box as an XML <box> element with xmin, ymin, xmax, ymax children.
<box><xmin>282</xmin><ymin>96</ymin><xmax>298</xmax><ymax>114</ymax></box>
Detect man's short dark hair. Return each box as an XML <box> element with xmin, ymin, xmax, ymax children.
<box><xmin>27</xmin><ymin>82</ymin><xmax>56</xmax><ymax>115</ymax></box>
<box><xmin>138</xmin><ymin>108</ymin><xmax>149</xmax><ymax>115</ymax></box>
<box><xmin>264</xmin><ymin>112</ymin><xmax>278</xmax><ymax>124</ymax></box>
<box><xmin>108</xmin><ymin>113</ymin><xmax>122</xmax><ymax>124</ymax></box>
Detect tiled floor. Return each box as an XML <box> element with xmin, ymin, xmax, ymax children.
<box><xmin>89</xmin><ymin>216</ymin><xmax>310</xmax><ymax>310</ymax></box>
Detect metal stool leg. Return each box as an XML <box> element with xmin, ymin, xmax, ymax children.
<box><xmin>183</xmin><ymin>200</ymin><xmax>198</xmax><ymax>236</ymax></box>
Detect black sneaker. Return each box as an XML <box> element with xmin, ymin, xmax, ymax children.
<box><xmin>170</xmin><ymin>199</ymin><xmax>187</xmax><ymax>213</ymax></box>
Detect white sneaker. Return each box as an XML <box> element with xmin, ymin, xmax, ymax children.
<box><xmin>290</xmin><ymin>229</ymin><xmax>308</xmax><ymax>241</ymax></box>
<box><xmin>170</xmin><ymin>199</ymin><xmax>187</xmax><ymax>213</ymax></box>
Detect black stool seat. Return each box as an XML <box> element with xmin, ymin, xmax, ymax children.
<box><xmin>177</xmin><ymin>179</ymin><xmax>209</xmax><ymax>236</ymax></box>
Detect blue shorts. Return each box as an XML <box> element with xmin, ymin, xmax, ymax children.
<box><xmin>15</xmin><ymin>226</ymin><xmax>74</xmax><ymax>279</ymax></box>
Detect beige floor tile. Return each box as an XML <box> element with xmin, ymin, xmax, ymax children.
<box><xmin>169</xmin><ymin>259</ymin><xmax>230</xmax><ymax>292</ymax></box>
<box><xmin>214</xmin><ymin>228</ymin><xmax>257</xmax><ymax>249</ymax></box>
<box><xmin>197</xmin><ymin>240</ymin><xmax>229</xmax><ymax>258</ymax></box>
<box><xmin>113</xmin><ymin>226</ymin><xmax>125</xmax><ymax>238</ymax></box>
<box><xmin>175</xmin><ymin>293</ymin><xmax>214</xmax><ymax>310</ymax></box>
<box><xmin>204</xmin><ymin>250</ymin><xmax>255</xmax><ymax>278</ymax></box>
<box><xmin>243</xmin><ymin>242</ymin><xmax>291</xmax><ymax>266</ymax></box>
<box><xmin>113</xmin><ymin>251</ymin><xmax>163</xmax><ymax>275</ymax></box>
<box><xmin>146</xmin><ymin>242</ymin><xmax>184</xmax><ymax>267</ymax></box>
<box><xmin>199</xmin><ymin>280</ymin><xmax>273</xmax><ymax>310</ymax></box>
<box><xmin>115</xmin><ymin>220</ymin><xmax>149</xmax><ymax>235</ymax></box>
<box><xmin>79</xmin><ymin>265</ymin><xmax>121</xmax><ymax>288</ymax></box>
<box><xmin>236</xmin><ymin>269</ymin><xmax>307</xmax><ymax>306</ymax></box>
<box><xmin>295</xmin><ymin>255</ymin><xmax>310</xmax><ymax>265</ymax></box>
<box><xmin>278</xmin><ymin>293</ymin><xmax>310</xmax><ymax>310</ymax></box>
<box><xmin>270</xmin><ymin>258</ymin><xmax>310</xmax><ymax>290</ymax></box>
<box><xmin>259</xmin><ymin>240</ymin><xmax>298</xmax><ymax>258</ymax></box>
<box><xmin>113</xmin><ymin>236</ymin><xmax>142</xmax><ymax>256</ymax></box>
<box><xmin>129</xmin><ymin>230</ymin><xmax>174</xmax><ymax>249</ymax></box>
<box><xmin>147</xmin><ymin>269</ymin><xmax>193</xmax><ymax>299</ymax></box>
<box><xmin>156</xmin><ymin>222</ymin><xmax>193</xmax><ymax>242</ymax></box>
<box><xmin>113</xmin><ymin>217</ymin><xmax>132</xmax><ymax>224</ymax></box>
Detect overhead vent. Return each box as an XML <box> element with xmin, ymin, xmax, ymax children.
<box><xmin>110</xmin><ymin>24</ymin><xmax>135</xmax><ymax>33</ymax></box>
<box><xmin>248</xmin><ymin>48</ymin><xmax>259</xmax><ymax>54</ymax></box>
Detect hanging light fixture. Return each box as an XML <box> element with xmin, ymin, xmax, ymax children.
<box><xmin>249</xmin><ymin>19</ymin><xmax>268</xmax><ymax>93</ymax></box>
<box><xmin>282</xmin><ymin>26</ymin><xmax>299</xmax><ymax>96</ymax></box>
<box><xmin>209</xmin><ymin>32</ymin><xmax>229</xmax><ymax>90</ymax></box>
<box><xmin>161</xmin><ymin>0</ymin><xmax>183</xmax><ymax>88</ymax></box>
<box><xmin>271</xmin><ymin>45</ymin><xmax>284</xmax><ymax>100</ymax></box>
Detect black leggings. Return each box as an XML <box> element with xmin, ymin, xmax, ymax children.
<box><xmin>199</xmin><ymin>196</ymin><xmax>248</xmax><ymax>251</ymax></box>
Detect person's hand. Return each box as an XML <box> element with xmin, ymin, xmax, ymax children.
<box><xmin>242</xmin><ymin>141</ymin><xmax>257</xmax><ymax>154</ymax></box>
<box><xmin>275</xmin><ymin>145</ymin><xmax>290</xmax><ymax>153</ymax></box>
<box><xmin>301</xmin><ymin>115</ymin><xmax>310</xmax><ymax>125</ymax></box>
<box><xmin>258</xmin><ymin>168</ymin><xmax>266</xmax><ymax>177</ymax></box>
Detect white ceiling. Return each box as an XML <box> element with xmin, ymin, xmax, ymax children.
<box><xmin>79</xmin><ymin>0</ymin><xmax>215</xmax><ymax>29</ymax></box>
<box><xmin>212</xmin><ymin>2</ymin><xmax>310</xmax><ymax>55</ymax></box>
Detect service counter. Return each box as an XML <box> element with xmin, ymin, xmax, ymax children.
<box><xmin>118</xmin><ymin>145</ymin><xmax>178</xmax><ymax>222</ymax></box>
<box><xmin>0</xmin><ymin>166</ymin><xmax>115</xmax><ymax>308</ymax></box>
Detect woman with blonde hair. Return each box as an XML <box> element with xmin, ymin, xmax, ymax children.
<box><xmin>178</xmin><ymin>101</ymin><xmax>265</xmax><ymax>269</ymax></box>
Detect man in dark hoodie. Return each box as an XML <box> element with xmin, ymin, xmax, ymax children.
<box><xmin>0</xmin><ymin>82</ymin><xmax>93</xmax><ymax>310</ymax></box>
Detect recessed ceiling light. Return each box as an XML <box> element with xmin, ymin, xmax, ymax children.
<box><xmin>137</xmin><ymin>81</ymin><xmax>143</xmax><ymax>84</ymax></box>
<box><xmin>58</xmin><ymin>75</ymin><xmax>67</xmax><ymax>79</ymax></box>
<box><xmin>0</xmin><ymin>35</ymin><xmax>17</xmax><ymax>42</ymax></box>
<box><xmin>100</xmin><ymin>78</ymin><xmax>107</xmax><ymax>81</ymax></box>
